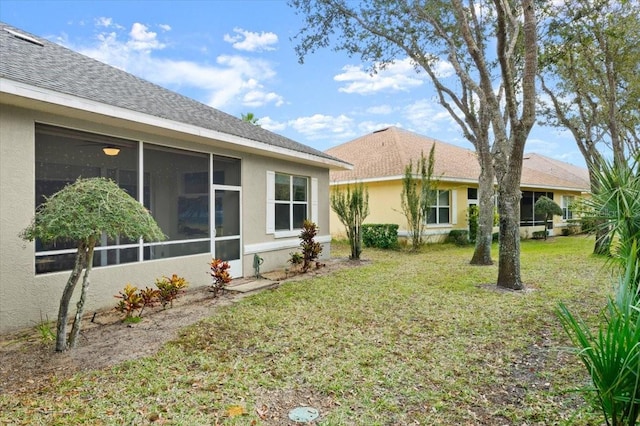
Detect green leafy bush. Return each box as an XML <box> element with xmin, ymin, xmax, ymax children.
<box><xmin>156</xmin><ymin>274</ymin><xmax>189</xmax><ymax>308</ymax></box>
<box><xmin>467</xmin><ymin>205</ymin><xmax>479</xmax><ymax>243</ymax></box>
<box><xmin>114</xmin><ymin>284</ymin><xmax>144</xmax><ymax>319</ymax></box>
<box><xmin>288</xmin><ymin>251</ymin><xmax>303</xmax><ymax>270</ymax></box>
<box><xmin>532</xmin><ymin>230</ymin><xmax>547</xmax><ymax>239</ymax></box>
<box><xmin>362</xmin><ymin>224</ymin><xmax>399</xmax><ymax>249</ymax></box>
<box><xmin>446</xmin><ymin>230</ymin><xmax>470</xmax><ymax>246</ymax></box>
<box><xmin>115</xmin><ymin>276</ymin><xmax>186</xmax><ymax>319</ymax></box>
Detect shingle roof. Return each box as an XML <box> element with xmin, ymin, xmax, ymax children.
<box><xmin>326</xmin><ymin>126</ymin><xmax>590</xmax><ymax>191</ymax></box>
<box><xmin>0</xmin><ymin>22</ymin><xmax>347</xmax><ymax>167</ymax></box>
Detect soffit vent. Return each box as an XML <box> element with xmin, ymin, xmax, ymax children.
<box><xmin>4</xmin><ymin>28</ymin><xmax>44</xmax><ymax>47</ymax></box>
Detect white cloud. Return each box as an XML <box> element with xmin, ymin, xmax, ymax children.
<box><xmin>288</xmin><ymin>114</ymin><xmax>355</xmax><ymax>140</ymax></box>
<box><xmin>366</xmin><ymin>105</ymin><xmax>393</xmax><ymax>115</ymax></box>
<box><xmin>128</xmin><ymin>23</ymin><xmax>164</xmax><ymax>51</ymax></box>
<box><xmin>243</xmin><ymin>90</ymin><xmax>284</xmax><ymax>108</ymax></box>
<box><xmin>223</xmin><ymin>27</ymin><xmax>278</xmax><ymax>52</ymax></box>
<box><xmin>159</xmin><ymin>24</ymin><xmax>172</xmax><ymax>32</ymax></box>
<box><xmin>433</xmin><ymin>59</ymin><xmax>455</xmax><ymax>78</ymax></box>
<box><xmin>95</xmin><ymin>17</ymin><xmax>124</xmax><ymax>30</ymax></box>
<box><xmin>96</xmin><ymin>17</ymin><xmax>112</xmax><ymax>27</ymax></box>
<box><xmin>403</xmin><ymin>99</ymin><xmax>456</xmax><ymax>134</ymax></box>
<box><xmin>334</xmin><ymin>58</ymin><xmax>425</xmax><ymax>95</ymax></box>
<box><xmin>358</xmin><ymin>121</ymin><xmax>402</xmax><ymax>134</ymax></box>
<box><xmin>259</xmin><ymin>116</ymin><xmax>287</xmax><ymax>132</ymax></box>
<box><xmin>68</xmin><ymin>21</ymin><xmax>284</xmax><ymax>111</ymax></box>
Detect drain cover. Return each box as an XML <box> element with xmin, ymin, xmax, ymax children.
<box><xmin>288</xmin><ymin>406</ymin><xmax>319</xmax><ymax>423</ymax></box>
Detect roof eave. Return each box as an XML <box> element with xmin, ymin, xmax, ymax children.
<box><xmin>0</xmin><ymin>78</ymin><xmax>353</xmax><ymax>171</ymax></box>
<box><xmin>330</xmin><ymin>174</ymin><xmax>590</xmax><ymax>193</ymax></box>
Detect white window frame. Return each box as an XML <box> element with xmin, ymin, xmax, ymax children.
<box><xmin>562</xmin><ymin>195</ymin><xmax>575</xmax><ymax>221</ymax></box>
<box><xmin>427</xmin><ymin>189</ymin><xmax>454</xmax><ymax>225</ymax></box>
<box><xmin>266</xmin><ymin>171</ymin><xmax>317</xmax><ymax>237</ymax></box>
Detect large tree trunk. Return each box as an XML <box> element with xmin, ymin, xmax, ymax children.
<box><xmin>471</xmin><ymin>155</ymin><xmax>495</xmax><ymax>265</ymax></box>
<box><xmin>55</xmin><ymin>244</ymin><xmax>87</xmax><ymax>352</ymax></box>
<box><xmin>496</xmin><ymin>187</ymin><xmax>524</xmax><ymax>289</ymax></box>
<box><xmin>68</xmin><ymin>242</ymin><xmax>95</xmax><ymax>349</ymax></box>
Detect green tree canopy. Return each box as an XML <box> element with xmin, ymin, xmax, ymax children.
<box><xmin>534</xmin><ymin>196</ymin><xmax>563</xmax><ymax>240</ymax></box>
<box><xmin>21</xmin><ymin>177</ymin><xmax>165</xmax><ymax>351</ymax></box>
<box><xmin>22</xmin><ymin>178</ymin><xmax>165</xmax><ymax>244</ymax></box>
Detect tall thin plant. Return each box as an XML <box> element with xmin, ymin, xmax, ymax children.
<box><xmin>400</xmin><ymin>145</ymin><xmax>437</xmax><ymax>250</ymax></box>
<box><xmin>330</xmin><ymin>182</ymin><xmax>369</xmax><ymax>260</ymax></box>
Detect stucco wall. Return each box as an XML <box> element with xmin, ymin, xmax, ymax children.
<box><xmin>0</xmin><ymin>104</ymin><xmax>332</xmax><ymax>332</ymax></box>
<box><xmin>330</xmin><ymin>180</ymin><xmax>585</xmax><ymax>242</ymax></box>
<box><xmin>329</xmin><ymin>180</ymin><xmax>471</xmax><ymax>239</ymax></box>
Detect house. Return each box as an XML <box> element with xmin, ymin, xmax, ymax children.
<box><xmin>0</xmin><ymin>23</ymin><xmax>351</xmax><ymax>333</ymax></box>
<box><xmin>325</xmin><ymin>126</ymin><xmax>589</xmax><ymax>241</ymax></box>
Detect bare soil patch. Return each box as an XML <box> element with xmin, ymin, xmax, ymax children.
<box><xmin>0</xmin><ymin>257</ymin><xmax>365</xmax><ymax>396</ymax></box>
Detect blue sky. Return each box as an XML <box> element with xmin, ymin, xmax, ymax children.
<box><xmin>1</xmin><ymin>0</ymin><xmax>585</xmax><ymax>166</ymax></box>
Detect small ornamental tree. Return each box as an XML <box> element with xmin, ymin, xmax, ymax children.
<box><xmin>400</xmin><ymin>146</ymin><xmax>437</xmax><ymax>250</ymax></box>
<box><xmin>330</xmin><ymin>181</ymin><xmax>370</xmax><ymax>260</ymax></box>
<box><xmin>534</xmin><ymin>196</ymin><xmax>563</xmax><ymax>240</ymax></box>
<box><xmin>20</xmin><ymin>177</ymin><xmax>165</xmax><ymax>351</ymax></box>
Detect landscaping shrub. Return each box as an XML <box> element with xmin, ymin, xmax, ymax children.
<box><xmin>210</xmin><ymin>259</ymin><xmax>231</xmax><ymax>297</ymax></box>
<box><xmin>299</xmin><ymin>220</ymin><xmax>322</xmax><ymax>272</ymax></box>
<box><xmin>115</xmin><ymin>275</ymin><xmax>186</xmax><ymax>320</ymax></box>
<box><xmin>362</xmin><ymin>224</ymin><xmax>399</xmax><ymax>249</ymax></box>
<box><xmin>330</xmin><ymin>182</ymin><xmax>369</xmax><ymax>260</ymax></box>
<box><xmin>467</xmin><ymin>205</ymin><xmax>479</xmax><ymax>243</ymax></box>
<box><xmin>532</xmin><ymin>230</ymin><xmax>547</xmax><ymax>240</ymax></box>
<box><xmin>446</xmin><ymin>229</ymin><xmax>470</xmax><ymax>246</ymax></box>
<box><xmin>156</xmin><ymin>274</ymin><xmax>189</xmax><ymax>308</ymax></box>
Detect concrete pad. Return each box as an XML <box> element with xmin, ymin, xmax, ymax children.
<box><xmin>228</xmin><ymin>279</ymin><xmax>279</xmax><ymax>293</ymax></box>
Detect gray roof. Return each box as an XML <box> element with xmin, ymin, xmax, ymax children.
<box><xmin>0</xmin><ymin>22</ymin><xmax>345</xmax><ymax>165</ymax></box>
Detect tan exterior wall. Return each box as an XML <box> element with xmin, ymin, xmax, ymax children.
<box><xmin>0</xmin><ymin>104</ymin><xmax>331</xmax><ymax>332</ymax></box>
<box><xmin>330</xmin><ymin>180</ymin><xmax>473</xmax><ymax>242</ymax></box>
<box><xmin>330</xmin><ymin>180</ymin><xmax>586</xmax><ymax>242</ymax></box>
<box><xmin>518</xmin><ymin>188</ymin><xmax>585</xmax><ymax>238</ymax></box>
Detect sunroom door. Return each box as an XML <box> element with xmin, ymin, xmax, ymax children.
<box><xmin>212</xmin><ymin>186</ymin><xmax>242</xmax><ymax>277</ymax></box>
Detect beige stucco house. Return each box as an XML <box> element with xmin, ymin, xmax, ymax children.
<box><xmin>0</xmin><ymin>23</ymin><xmax>351</xmax><ymax>332</ymax></box>
<box><xmin>326</xmin><ymin>126</ymin><xmax>589</xmax><ymax>241</ymax></box>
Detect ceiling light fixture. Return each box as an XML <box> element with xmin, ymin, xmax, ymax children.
<box><xmin>102</xmin><ymin>146</ymin><xmax>120</xmax><ymax>156</ymax></box>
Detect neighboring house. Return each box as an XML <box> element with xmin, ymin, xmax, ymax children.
<box><xmin>326</xmin><ymin>126</ymin><xmax>589</xmax><ymax>241</ymax></box>
<box><xmin>0</xmin><ymin>23</ymin><xmax>351</xmax><ymax>332</ymax></box>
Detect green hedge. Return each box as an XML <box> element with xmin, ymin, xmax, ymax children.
<box><xmin>446</xmin><ymin>229</ymin><xmax>471</xmax><ymax>246</ymax></box>
<box><xmin>362</xmin><ymin>224</ymin><xmax>399</xmax><ymax>249</ymax></box>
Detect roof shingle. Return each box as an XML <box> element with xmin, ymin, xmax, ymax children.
<box><xmin>0</xmin><ymin>22</ymin><xmax>346</xmax><ymax>166</ymax></box>
<box><xmin>326</xmin><ymin>127</ymin><xmax>590</xmax><ymax>191</ymax></box>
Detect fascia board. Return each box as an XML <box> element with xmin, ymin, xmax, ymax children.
<box><xmin>0</xmin><ymin>78</ymin><xmax>352</xmax><ymax>171</ymax></box>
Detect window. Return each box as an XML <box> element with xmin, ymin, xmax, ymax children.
<box><xmin>274</xmin><ymin>173</ymin><xmax>308</xmax><ymax>231</ymax></box>
<box><xmin>467</xmin><ymin>188</ymin><xmax>478</xmax><ymax>205</ymax></box>
<box><xmin>35</xmin><ymin>124</ymin><xmax>140</xmax><ymax>273</ymax></box>
<box><xmin>520</xmin><ymin>191</ymin><xmax>554</xmax><ymax>226</ymax></box>
<box><xmin>427</xmin><ymin>190</ymin><xmax>450</xmax><ymax>224</ymax></box>
<box><xmin>34</xmin><ymin>124</ymin><xmax>214</xmax><ymax>274</ymax></box>
<box><xmin>143</xmin><ymin>145</ymin><xmax>210</xmax><ymax>260</ymax></box>
<box><xmin>562</xmin><ymin>195</ymin><xmax>575</xmax><ymax>221</ymax></box>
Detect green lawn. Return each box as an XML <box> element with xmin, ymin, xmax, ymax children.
<box><xmin>1</xmin><ymin>236</ymin><xmax>612</xmax><ymax>425</ymax></box>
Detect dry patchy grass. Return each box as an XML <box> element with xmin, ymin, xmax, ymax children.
<box><xmin>0</xmin><ymin>236</ymin><xmax>612</xmax><ymax>425</ymax></box>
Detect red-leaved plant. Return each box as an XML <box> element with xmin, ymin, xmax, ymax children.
<box><xmin>210</xmin><ymin>258</ymin><xmax>231</xmax><ymax>297</ymax></box>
